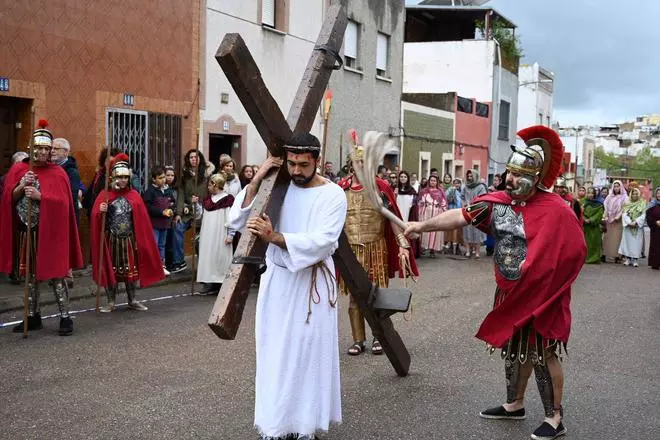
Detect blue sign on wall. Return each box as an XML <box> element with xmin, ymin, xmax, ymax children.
<box><xmin>0</xmin><ymin>78</ymin><xmax>9</xmax><ymax>92</ymax></box>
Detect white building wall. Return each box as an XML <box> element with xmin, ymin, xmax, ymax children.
<box><xmin>517</xmin><ymin>63</ymin><xmax>554</xmax><ymax>130</ymax></box>
<box><xmin>490</xmin><ymin>65</ymin><xmax>519</xmax><ymax>175</ymax></box>
<box><xmin>203</xmin><ymin>0</ymin><xmax>324</xmax><ymax>166</ymax></box>
<box><xmin>403</xmin><ymin>40</ymin><xmax>496</xmax><ymax>100</ymax></box>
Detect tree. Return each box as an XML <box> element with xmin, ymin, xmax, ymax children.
<box><xmin>595</xmin><ymin>146</ymin><xmax>660</xmax><ymax>186</ymax></box>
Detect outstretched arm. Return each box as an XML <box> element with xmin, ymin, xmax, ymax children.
<box><xmin>404</xmin><ymin>208</ymin><xmax>468</xmax><ymax>237</ymax></box>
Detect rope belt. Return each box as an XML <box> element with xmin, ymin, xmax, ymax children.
<box><xmin>306</xmin><ymin>261</ymin><xmax>337</xmax><ymax>324</ymax></box>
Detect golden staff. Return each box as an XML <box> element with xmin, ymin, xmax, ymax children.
<box><xmin>319</xmin><ymin>89</ymin><xmax>333</xmax><ymax>174</ymax></box>
<box><xmin>95</xmin><ymin>116</ymin><xmax>113</xmax><ymax>314</ymax></box>
<box><xmin>22</xmin><ymin>108</ymin><xmax>36</xmax><ymax>338</ymax></box>
<box><xmin>191</xmin><ymin>129</ymin><xmax>200</xmax><ymax>295</ymax></box>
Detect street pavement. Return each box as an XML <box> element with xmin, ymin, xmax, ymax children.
<box><xmin>0</xmin><ymin>255</ymin><xmax>658</xmax><ymax>440</ymax></box>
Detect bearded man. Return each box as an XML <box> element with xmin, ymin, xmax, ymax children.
<box><xmin>0</xmin><ymin>120</ymin><xmax>83</xmax><ymax>335</ymax></box>
<box><xmin>227</xmin><ymin>132</ymin><xmax>346</xmax><ymax>440</ymax></box>
<box><xmin>405</xmin><ymin>126</ymin><xmax>586</xmax><ymax>440</ymax></box>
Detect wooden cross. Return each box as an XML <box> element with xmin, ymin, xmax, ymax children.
<box><xmin>207</xmin><ymin>4</ymin><xmax>412</xmax><ymax>377</ymax></box>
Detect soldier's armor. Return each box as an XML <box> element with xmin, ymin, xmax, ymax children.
<box><xmin>17</xmin><ymin>178</ymin><xmax>40</xmax><ymax>228</ymax></box>
<box><xmin>345</xmin><ymin>188</ymin><xmax>386</xmax><ymax>245</ymax></box>
<box><xmin>107</xmin><ymin>196</ymin><xmax>133</xmax><ymax>238</ymax></box>
<box><xmin>491</xmin><ymin>203</ymin><xmax>527</xmax><ymax>281</ymax></box>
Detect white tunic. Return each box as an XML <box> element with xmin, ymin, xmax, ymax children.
<box><xmin>228</xmin><ymin>181</ymin><xmax>346</xmax><ymax>437</ymax></box>
<box><xmin>396</xmin><ymin>193</ymin><xmax>414</xmax><ymax>222</ymax></box>
<box><xmin>618</xmin><ymin>211</ymin><xmax>646</xmax><ymax>258</ymax></box>
<box><xmin>196</xmin><ymin>193</ymin><xmax>233</xmax><ymax>283</ymax></box>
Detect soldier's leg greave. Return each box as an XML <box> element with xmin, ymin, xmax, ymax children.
<box><xmin>28</xmin><ymin>277</ymin><xmax>40</xmax><ymax>316</ymax></box>
<box><xmin>51</xmin><ymin>279</ymin><xmax>70</xmax><ymax>318</ymax></box>
<box><xmin>505</xmin><ymin>358</ymin><xmax>522</xmax><ymax>404</ymax></box>
<box><xmin>534</xmin><ymin>353</ymin><xmax>560</xmax><ymax>418</ymax></box>
<box><xmin>125</xmin><ymin>282</ymin><xmax>136</xmax><ymax>303</ymax></box>
<box><xmin>348</xmin><ymin>295</ymin><xmax>365</xmax><ymax>343</ymax></box>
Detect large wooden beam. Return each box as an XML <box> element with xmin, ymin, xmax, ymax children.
<box><xmin>332</xmin><ymin>233</ymin><xmax>411</xmax><ymax>377</ymax></box>
<box><xmin>208</xmin><ymin>5</ymin><xmax>348</xmax><ymax>341</ymax></box>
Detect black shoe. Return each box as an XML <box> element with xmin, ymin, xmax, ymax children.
<box><xmin>58</xmin><ymin>317</ymin><xmax>74</xmax><ymax>336</ymax></box>
<box><xmin>479</xmin><ymin>405</ymin><xmax>526</xmax><ymax>420</ymax></box>
<box><xmin>169</xmin><ymin>262</ymin><xmax>187</xmax><ymax>274</ymax></box>
<box><xmin>12</xmin><ymin>314</ymin><xmax>43</xmax><ymax>333</ymax></box>
<box><xmin>531</xmin><ymin>421</ymin><xmax>566</xmax><ymax>439</ymax></box>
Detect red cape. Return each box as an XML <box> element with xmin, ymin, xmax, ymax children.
<box><xmin>471</xmin><ymin>191</ymin><xmax>586</xmax><ymax>347</ymax></box>
<box><xmin>0</xmin><ymin>162</ymin><xmax>83</xmax><ymax>280</ymax></box>
<box><xmin>91</xmin><ymin>188</ymin><xmax>164</xmax><ymax>288</ymax></box>
<box><xmin>338</xmin><ymin>176</ymin><xmax>419</xmax><ymax>278</ymax></box>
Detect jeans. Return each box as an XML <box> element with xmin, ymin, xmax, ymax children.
<box><xmin>171</xmin><ymin>221</ymin><xmax>190</xmax><ymax>265</ymax></box>
<box><xmin>153</xmin><ymin>228</ymin><xmax>168</xmax><ymax>261</ymax></box>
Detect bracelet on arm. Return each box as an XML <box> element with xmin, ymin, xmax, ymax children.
<box><xmin>395</xmin><ymin>233</ymin><xmax>411</xmax><ymax>249</ymax></box>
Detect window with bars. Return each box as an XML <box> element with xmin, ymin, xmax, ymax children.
<box><xmin>107</xmin><ymin>109</ymin><xmax>182</xmax><ymax>190</ymax></box>
<box><xmin>107</xmin><ymin>109</ymin><xmax>148</xmax><ymax>189</ymax></box>
<box><xmin>148</xmin><ymin>113</ymin><xmax>182</xmax><ymax>176</ymax></box>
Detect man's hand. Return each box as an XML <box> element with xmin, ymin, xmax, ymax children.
<box><xmin>21</xmin><ymin>171</ymin><xmax>36</xmax><ymax>186</ymax></box>
<box><xmin>184</xmin><ymin>206</ymin><xmax>190</xmax><ymax>215</ymax></box>
<box><xmin>163</xmin><ymin>209</ymin><xmax>173</xmax><ymax>218</ymax></box>
<box><xmin>253</xmin><ymin>156</ymin><xmax>284</xmax><ymax>184</ymax></box>
<box><xmin>24</xmin><ymin>186</ymin><xmax>41</xmax><ymax>201</ymax></box>
<box><xmin>404</xmin><ymin>222</ymin><xmax>422</xmax><ymax>238</ymax></box>
<box><xmin>100</xmin><ymin>202</ymin><xmax>108</xmax><ymax>213</ymax></box>
<box><xmin>398</xmin><ymin>246</ymin><xmax>410</xmax><ymax>259</ymax></box>
<box><xmin>656</xmin><ymin>220</ymin><xmax>660</xmax><ymax>227</ymax></box>
<box><xmin>224</xmin><ymin>236</ymin><xmax>233</xmax><ymax>245</ymax></box>
<box><xmin>247</xmin><ymin>213</ymin><xmax>274</xmax><ymax>241</ymax></box>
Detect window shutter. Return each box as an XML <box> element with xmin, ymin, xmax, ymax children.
<box><xmin>262</xmin><ymin>0</ymin><xmax>275</xmax><ymax>27</ymax></box>
<box><xmin>345</xmin><ymin>20</ymin><xmax>358</xmax><ymax>59</ymax></box>
<box><xmin>376</xmin><ymin>33</ymin><xmax>388</xmax><ymax>71</ymax></box>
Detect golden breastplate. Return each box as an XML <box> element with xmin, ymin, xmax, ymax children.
<box><xmin>345</xmin><ymin>188</ymin><xmax>385</xmax><ymax>244</ymax></box>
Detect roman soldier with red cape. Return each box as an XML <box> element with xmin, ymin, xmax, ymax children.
<box><xmin>405</xmin><ymin>125</ymin><xmax>586</xmax><ymax>440</ymax></box>
<box><xmin>0</xmin><ymin>120</ymin><xmax>83</xmax><ymax>335</ymax></box>
<box><xmin>91</xmin><ymin>154</ymin><xmax>164</xmax><ymax>312</ymax></box>
<box><xmin>337</xmin><ymin>130</ymin><xmax>418</xmax><ymax>356</ymax></box>
<box><xmin>554</xmin><ymin>175</ymin><xmax>583</xmax><ymax>220</ymax></box>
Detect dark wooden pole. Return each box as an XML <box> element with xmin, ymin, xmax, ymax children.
<box><xmin>22</xmin><ymin>108</ymin><xmax>36</xmax><ymax>338</ymax></box>
<box><xmin>95</xmin><ymin>115</ymin><xmax>113</xmax><ymax>314</ymax></box>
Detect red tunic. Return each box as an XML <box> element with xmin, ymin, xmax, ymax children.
<box><xmin>0</xmin><ymin>162</ymin><xmax>83</xmax><ymax>280</ymax></box>
<box><xmin>337</xmin><ymin>176</ymin><xmax>419</xmax><ymax>278</ymax></box>
<box><xmin>462</xmin><ymin>191</ymin><xmax>586</xmax><ymax>347</ymax></box>
<box><xmin>91</xmin><ymin>188</ymin><xmax>165</xmax><ymax>288</ymax></box>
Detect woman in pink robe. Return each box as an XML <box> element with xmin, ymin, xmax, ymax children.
<box><xmin>417</xmin><ymin>175</ymin><xmax>447</xmax><ymax>257</ymax></box>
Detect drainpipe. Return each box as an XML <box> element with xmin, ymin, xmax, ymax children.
<box><xmin>492</xmin><ymin>37</ymin><xmax>503</xmax><ymax>176</ymax></box>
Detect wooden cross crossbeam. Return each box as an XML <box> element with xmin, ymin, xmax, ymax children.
<box><xmin>208</xmin><ymin>4</ymin><xmax>412</xmax><ymax>376</ymax></box>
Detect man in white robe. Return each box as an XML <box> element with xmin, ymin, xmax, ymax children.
<box><xmin>228</xmin><ymin>133</ymin><xmax>347</xmax><ymax>440</ymax></box>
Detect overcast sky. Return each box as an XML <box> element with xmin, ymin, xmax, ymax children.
<box><xmin>405</xmin><ymin>0</ymin><xmax>660</xmax><ymax>126</ymax></box>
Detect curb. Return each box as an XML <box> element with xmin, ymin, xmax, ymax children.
<box><xmin>0</xmin><ymin>273</ymin><xmax>193</xmax><ymax>314</ymax></box>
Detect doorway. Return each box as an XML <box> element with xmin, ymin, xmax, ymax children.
<box><xmin>0</xmin><ymin>96</ymin><xmax>31</xmax><ymax>175</ymax></box>
<box><xmin>209</xmin><ymin>133</ymin><xmax>241</xmax><ymax>169</ymax></box>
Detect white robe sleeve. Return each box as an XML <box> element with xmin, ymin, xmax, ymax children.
<box><xmin>622</xmin><ymin>212</ymin><xmax>632</xmax><ymax>227</ymax></box>
<box><xmin>278</xmin><ymin>188</ymin><xmax>347</xmax><ymax>273</ymax></box>
<box><xmin>227</xmin><ymin>187</ymin><xmax>254</xmax><ymax>232</ymax></box>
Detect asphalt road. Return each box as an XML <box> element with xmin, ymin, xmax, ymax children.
<box><xmin>0</xmin><ymin>256</ymin><xmax>658</xmax><ymax>440</ymax></box>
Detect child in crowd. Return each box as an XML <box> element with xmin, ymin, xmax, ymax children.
<box><xmin>142</xmin><ymin>165</ymin><xmax>177</xmax><ymax>276</ymax></box>
<box><xmin>196</xmin><ymin>173</ymin><xmax>236</xmax><ymax>293</ymax></box>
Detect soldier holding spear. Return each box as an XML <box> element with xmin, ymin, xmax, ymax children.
<box><xmin>0</xmin><ymin>119</ymin><xmax>83</xmax><ymax>336</ymax></box>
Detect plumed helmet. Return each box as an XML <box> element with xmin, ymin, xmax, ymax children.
<box><xmin>507</xmin><ymin>125</ymin><xmax>564</xmax><ymax>192</ymax></box>
<box><xmin>33</xmin><ymin>119</ymin><xmax>53</xmax><ymax>148</ymax></box>
<box><xmin>109</xmin><ymin>153</ymin><xmax>131</xmax><ymax>178</ymax></box>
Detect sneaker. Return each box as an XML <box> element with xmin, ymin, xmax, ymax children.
<box><xmin>169</xmin><ymin>261</ymin><xmax>187</xmax><ymax>274</ymax></box>
<box><xmin>531</xmin><ymin>421</ymin><xmax>566</xmax><ymax>439</ymax></box>
<box><xmin>479</xmin><ymin>405</ymin><xmax>526</xmax><ymax>420</ymax></box>
<box><xmin>128</xmin><ymin>301</ymin><xmax>148</xmax><ymax>311</ymax></box>
<box><xmin>58</xmin><ymin>317</ymin><xmax>74</xmax><ymax>336</ymax></box>
<box><xmin>633</xmin><ymin>261</ymin><xmax>639</xmax><ymax>267</ymax></box>
<box><xmin>163</xmin><ymin>266</ymin><xmax>171</xmax><ymax>276</ymax></box>
<box><xmin>623</xmin><ymin>259</ymin><xmax>630</xmax><ymax>266</ymax></box>
<box><xmin>12</xmin><ymin>314</ymin><xmax>43</xmax><ymax>333</ymax></box>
